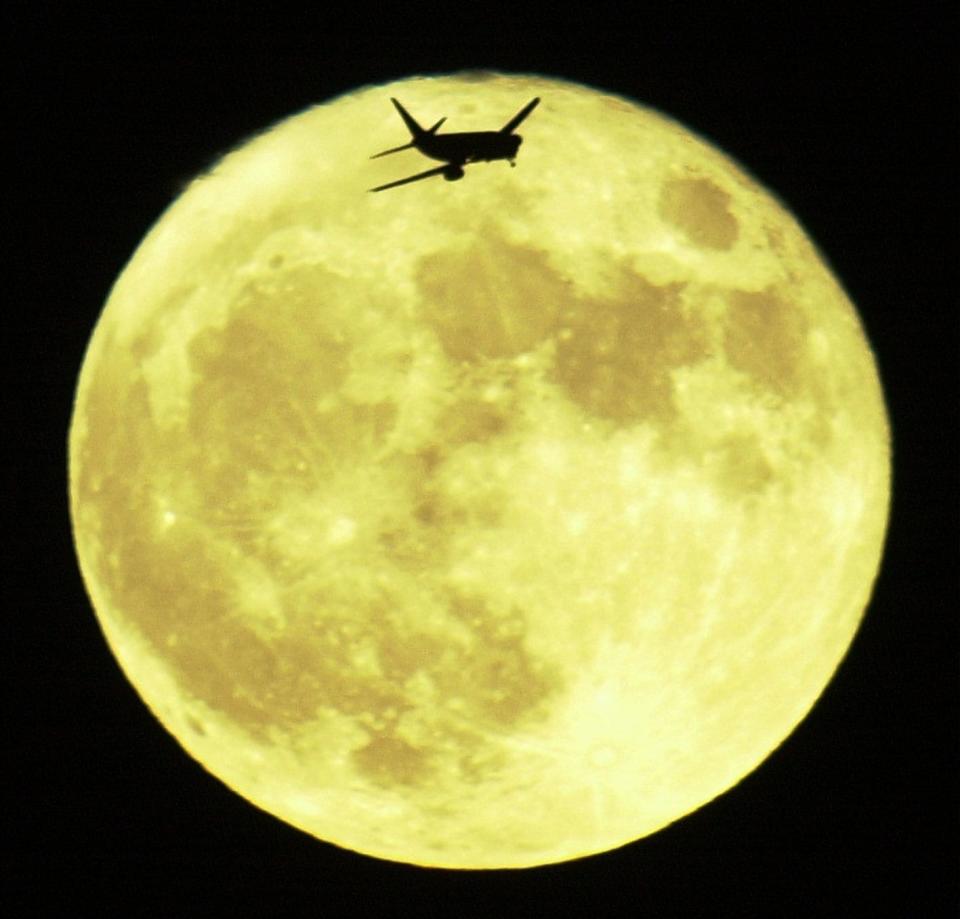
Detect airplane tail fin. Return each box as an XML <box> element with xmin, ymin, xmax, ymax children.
<box><xmin>391</xmin><ymin>98</ymin><xmax>427</xmax><ymax>139</ymax></box>
<box><xmin>371</xmin><ymin>101</ymin><xmax>446</xmax><ymax>158</ymax></box>
<box><xmin>499</xmin><ymin>97</ymin><xmax>541</xmax><ymax>134</ymax></box>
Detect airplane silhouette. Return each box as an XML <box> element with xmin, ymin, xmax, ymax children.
<box><xmin>369</xmin><ymin>97</ymin><xmax>540</xmax><ymax>192</ymax></box>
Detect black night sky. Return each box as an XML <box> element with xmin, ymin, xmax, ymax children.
<box><xmin>13</xmin><ymin>6</ymin><xmax>957</xmax><ymax>916</ymax></box>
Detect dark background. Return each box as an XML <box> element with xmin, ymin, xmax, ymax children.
<box><xmin>13</xmin><ymin>5</ymin><xmax>957</xmax><ymax>916</ymax></box>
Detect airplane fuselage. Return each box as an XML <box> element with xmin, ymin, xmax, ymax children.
<box><xmin>415</xmin><ymin>131</ymin><xmax>522</xmax><ymax>166</ymax></box>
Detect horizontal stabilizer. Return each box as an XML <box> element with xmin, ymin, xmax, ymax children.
<box><xmin>370</xmin><ymin>141</ymin><xmax>416</xmax><ymax>160</ymax></box>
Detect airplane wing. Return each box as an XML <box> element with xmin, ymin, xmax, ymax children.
<box><xmin>369</xmin><ymin>165</ymin><xmax>452</xmax><ymax>192</ymax></box>
<box><xmin>499</xmin><ymin>97</ymin><xmax>540</xmax><ymax>134</ymax></box>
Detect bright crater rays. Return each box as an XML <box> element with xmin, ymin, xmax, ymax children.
<box><xmin>69</xmin><ymin>73</ymin><xmax>890</xmax><ymax>869</ymax></box>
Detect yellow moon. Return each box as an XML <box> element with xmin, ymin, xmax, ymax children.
<box><xmin>69</xmin><ymin>73</ymin><xmax>889</xmax><ymax>869</ymax></box>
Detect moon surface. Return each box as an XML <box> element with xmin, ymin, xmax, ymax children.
<box><xmin>69</xmin><ymin>73</ymin><xmax>890</xmax><ymax>868</ymax></box>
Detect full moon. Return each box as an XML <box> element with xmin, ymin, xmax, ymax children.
<box><xmin>69</xmin><ymin>73</ymin><xmax>889</xmax><ymax>868</ymax></box>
